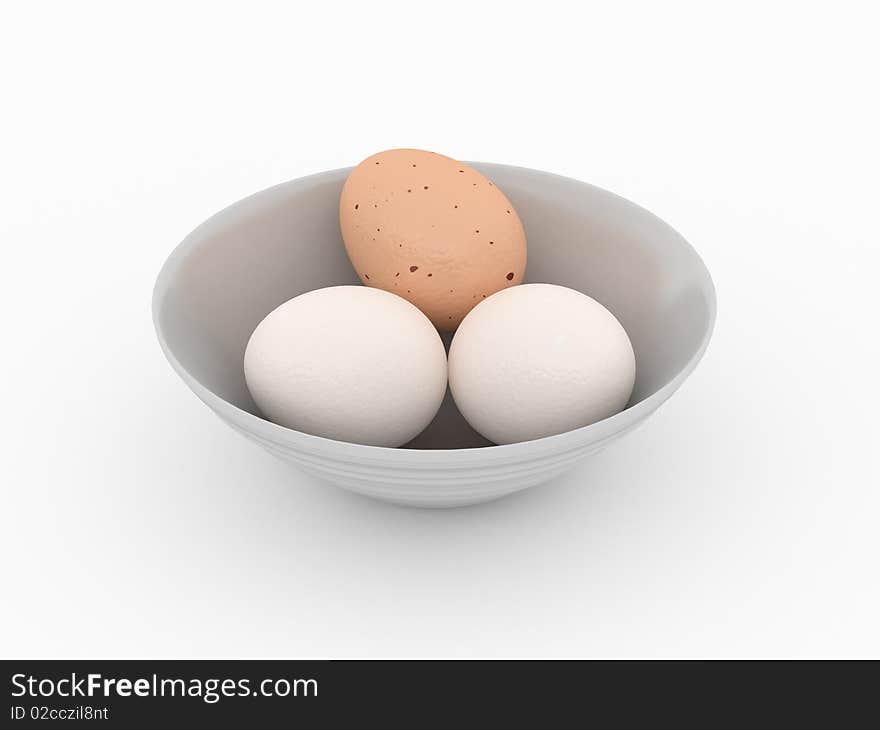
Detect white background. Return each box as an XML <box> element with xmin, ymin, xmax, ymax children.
<box><xmin>2</xmin><ymin>1</ymin><xmax>878</xmax><ymax>658</ymax></box>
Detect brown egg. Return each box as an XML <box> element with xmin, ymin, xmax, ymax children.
<box><xmin>339</xmin><ymin>149</ymin><xmax>527</xmax><ymax>331</ymax></box>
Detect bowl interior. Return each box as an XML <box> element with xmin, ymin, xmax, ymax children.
<box><xmin>155</xmin><ymin>163</ymin><xmax>714</xmax><ymax>450</ymax></box>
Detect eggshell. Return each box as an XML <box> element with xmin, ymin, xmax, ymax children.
<box><xmin>448</xmin><ymin>284</ymin><xmax>636</xmax><ymax>445</ymax></box>
<box><xmin>244</xmin><ymin>286</ymin><xmax>447</xmax><ymax>447</ymax></box>
<box><xmin>339</xmin><ymin>148</ymin><xmax>527</xmax><ymax>331</ymax></box>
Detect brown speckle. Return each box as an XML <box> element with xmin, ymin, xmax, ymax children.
<box><xmin>458</xmin><ymin>169</ymin><xmax>464</xmax><ymax>173</ymax></box>
<box><xmin>488</xmin><ymin>182</ymin><xmax>493</xmax><ymax>186</ymax></box>
<box><xmin>377</xmin><ymin>228</ymin><xmax>381</xmax><ymax>232</ymax></box>
<box><xmin>506</xmin><ymin>209</ymin><xmax>511</xmax><ymax>214</ymax></box>
<box><xmin>409</xmin><ymin>265</ymin><xmax>419</xmax><ymax>272</ymax></box>
<box><xmin>427</xmin><ymin>273</ymin><xmax>432</xmax><ymax>277</ymax></box>
<box><xmin>448</xmin><ymin>316</ymin><xmax>453</xmax><ymax>320</ymax></box>
<box><xmin>423</xmin><ymin>186</ymin><xmax>429</xmax><ymax>190</ymax></box>
<box><xmin>395</xmin><ymin>272</ymin><xmax>400</xmax><ymax>277</ymax></box>
<box><xmin>407</xmin><ymin>289</ymin><xmax>412</xmax><ymax>293</ymax></box>
<box><xmin>506</xmin><ymin>272</ymin><xmax>514</xmax><ymax>280</ymax></box>
<box><xmin>454</xmin><ymin>204</ymin><xmax>458</xmax><ymax>209</ymax></box>
<box><xmin>412</xmin><ymin>164</ymin><xmax>417</xmax><ymax>167</ymax></box>
<box><xmin>482</xmin><ymin>294</ymin><xmax>487</xmax><ymax>298</ymax></box>
<box><xmin>364</xmin><ymin>274</ymin><xmax>370</xmax><ymax>280</ymax></box>
<box><xmin>375</xmin><ymin>161</ymin><xmax>380</xmax><ymax>165</ymax></box>
<box><xmin>475</xmin><ymin>229</ymin><xmax>480</xmax><ymax>233</ymax></box>
<box><xmin>374</xmin><ymin>204</ymin><xmax>378</xmax><ymax>208</ymax></box>
<box><xmin>489</xmin><ymin>241</ymin><xmax>494</xmax><ymax>245</ymax></box>
<box><xmin>354</xmin><ymin>204</ymin><xmax>359</xmax><ymax>210</ymax></box>
<box><xmin>407</xmin><ymin>189</ymin><xmax>412</xmax><ymax>193</ymax></box>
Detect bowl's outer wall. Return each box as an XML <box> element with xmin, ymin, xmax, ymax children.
<box><xmin>153</xmin><ymin>163</ymin><xmax>716</xmax><ymax>506</ymax></box>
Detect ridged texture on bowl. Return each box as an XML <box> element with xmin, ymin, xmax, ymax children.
<box><xmin>224</xmin><ymin>411</ymin><xmax>650</xmax><ymax>507</ymax></box>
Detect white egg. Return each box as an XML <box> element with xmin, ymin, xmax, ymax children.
<box><xmin>244</xmin><ymin>286</ymin><xmax>447</xmax><ymax>447</ymax></box>
<box><xmin>448</xmin><ymin>283</ymin><xmax>636</xmax><ymax>445</ymax></box>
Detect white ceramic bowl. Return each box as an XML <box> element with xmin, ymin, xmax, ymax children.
<box><xmin>153</xmin><ymin>163</ymin><xmax>716</xmax><ymax>507</ymax></box>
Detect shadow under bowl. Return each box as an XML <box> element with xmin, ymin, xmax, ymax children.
<box><xmin>153</xmin><ymin>162</ymin><xmax>716</xmax><ymax>507</ymax></box>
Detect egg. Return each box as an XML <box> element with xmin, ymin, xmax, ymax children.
<box><xmin>244</xmin><ymin>286</ymin><xmax>447</xmax><ymax>447</ymax></box>
<box><xmin>339</xmin><ymin>148</ymin><xmax>527</xmax><ymax>331</ymax></box>
<box><xmin>448</xmin><ymin>284</ymin><xmax>636</xmax><ymax>445</ymax></box>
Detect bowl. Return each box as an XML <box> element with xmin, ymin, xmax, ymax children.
<box><xmin>153</xmin><ymin>163</ymin><xmax>716</xmax><ymax>508</ymax></box>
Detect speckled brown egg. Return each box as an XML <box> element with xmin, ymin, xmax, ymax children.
<box><xmin>339</xmin><ymin>149</ymin><xmax>527</xmax><ymax>331</ymax></box>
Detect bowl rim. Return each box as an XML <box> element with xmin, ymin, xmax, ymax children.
<box><xmin>152</xmin><ymin>162</ymin><xmax>717</xmax><ymax>463</ymax></box>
